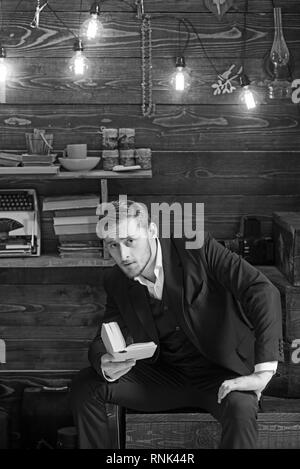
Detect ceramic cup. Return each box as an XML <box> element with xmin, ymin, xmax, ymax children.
<box><xmin>63</xmin><ymin>144</ymin><xmax>87</xmax><ymax>159</ymax></box>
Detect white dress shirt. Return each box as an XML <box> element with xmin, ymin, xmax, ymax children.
<box><xmin>103</xmin><ymin>238</ymin><xmax>277</xmax><ymax>380</ymax></box>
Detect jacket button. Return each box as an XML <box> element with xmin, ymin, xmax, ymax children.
<box><xmin>175</xmin><ymin>326</ymin><xmax>180</xmax><ymax>331</ymax></box>
<box><xmin>163</xmin><ymin>306</ymin><xmax>168</xmax><ymax>312</ymax></box>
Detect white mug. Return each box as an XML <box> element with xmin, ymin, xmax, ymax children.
<box><xmin>63</xmin><ymin>144</ymin><xmax>87</xmax><ymax>159</ymax></box>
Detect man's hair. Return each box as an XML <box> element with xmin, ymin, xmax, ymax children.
<box><xmin>96</xmin><ymin>198</ymin><xmax>150</xmax><ymax>239</ymax></box>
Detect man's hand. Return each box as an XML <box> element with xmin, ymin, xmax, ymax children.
<box><xmin>218</xmin><ymin>371</ymin><xmax>274</xmax><ymax>404</ymax></box>
<box><xmin>101</xmin><ymin>353</ymin><xmax>136</xmax><ymax>381</ymax></box>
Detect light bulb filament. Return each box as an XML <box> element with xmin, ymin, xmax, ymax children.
<box><xmin>175</xmin><ymin>67</ymin><xmax>185</xmax><ymax>91</ymax></box>
<box><xmin>0</xmin><ymin>58</ymin><xmax>8</xmax><ymax>83</ymax></box>
<box><xmin>86</xmin><ymin>15</ymin><xmax>100</xmax><ymax>40</ymax></box>
<box><xmin>242</xmin><ymin>86</ymin><xmax>256</xmax><ymax>110</ymax></box>
<box><xmin>74</xmin><ymin>52</ymin><xmax>85</xmax><ymax>75</ymax></box>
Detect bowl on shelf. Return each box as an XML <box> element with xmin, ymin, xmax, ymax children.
<box><xmin>58</xmin><ymin>157</ymin><xmax>101</xmax><ymax>172</ymax></box>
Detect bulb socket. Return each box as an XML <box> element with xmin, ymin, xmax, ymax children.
<box><xmin>90</xmin><ymin>2</ymin><xmax>101</xmax><ymax>15</ymax></box>
<box><xmin>73</xmin><ymin>38</ymin><xmax>84</xmax><ymax>52</ymax></box>
<box><xmin>175</xmin><ymin>56</ymin><xmax>186</xmax><ymax>68</ymax></box>
<box><xmin>0</xmin><ymin>47</ymin><xmax>6</xmax><ymax>58</ymax></box>
<box><xmin>239</xmin><ymin>73</ymin><xmax>250</xmax><ymax>88</ymax></box>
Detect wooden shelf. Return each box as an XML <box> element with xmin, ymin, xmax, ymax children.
<box><xmin>0</xmin><ymin>169</ymin><xmax>152</xmax><ymax>179</ymax></box>
<box><xmin>0</xmin><ymin>255</ymin><xmax>115</xmax><ymax>268</ymax></box>
<box><xmin>57</xmin><ymin>169</ymin><xmax>152</xmax><ymax>179</ymax></box>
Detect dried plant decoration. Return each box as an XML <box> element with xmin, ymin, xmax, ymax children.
<box><xmin>211</xmin><ymin>64</ymin><xmax>243</xmax><ymax>95</ymax></box>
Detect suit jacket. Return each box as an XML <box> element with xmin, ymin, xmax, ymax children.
<box><xmin>89</xmin><ymin>232</ymin><xmax>283</xmax><ymax>376</ymax></box>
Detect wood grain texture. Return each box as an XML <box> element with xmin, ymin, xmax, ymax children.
<box><xmin>125</xmin><ymin>405</ymin><xmax>300</xmax><ymax>449</ymax></box>
<box><xmin>3</xmin><ymin>57</ymin><xmax>299</xmax><ymax>105</ymax></box>
<box><xmin>108</xmin><ymin>151</ymin><xmax>300</xmax><ymax>196</ymax></box>
<box><xmin>126</xmin><ymin>195</ymin><xmax>300</xmax><ymax>238</ymax></box>
<box><xmin>1</xmin><ymin>104</ymin><xmax>300</xmax><ymax>151</ymax></box>
<box><xmin>3</xmin><ymin>1</ymin><xmax>300</xmax><ymax>13</ymax></box>
<box><xmin>40</xmin><ymin>194</ymin><xmax>300</xmax><ymax>242</ymax></box>
<box><xmin>2</xmin><ymin>339</ymin><xmax>90</xmax><ymax>370</ymax></box>
<box><xmin>1</xmin><ymin>151</ymin><xmax>300</xmax><ymax>196</ymax></box>
<box><xmin>1</xmin><ymin>12</ymin><xmax>299</xmax><ymax>59</ymax></box>
<box><xmin>260</xmin><ymin>266</ymin><xmax>300</xmax><ymax>342</ymax></box>
<box><xmin>0</xmin><ymin>0</ymin><xmax>299</xmax><ymax>397</ymax></box>
<box><xmin>0</xmin><ymin>267</ymin><xmax>106</xmax><ymax>285</ymax></box>
<box><xmin>0</xmin><ymin>283</ymin><xmax>102</xmax><ymax>370</ymax></box>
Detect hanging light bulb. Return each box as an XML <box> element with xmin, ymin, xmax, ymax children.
<box><xmin>0</xmin><ymin>47</ymin><xmax>8</xmax><ymax>83</ymax></box>
<box><xmin>239</xmin><ymin>74</ymin><xmax>257</xmax><ymax>110</ymax></box>
<box><xmin>69</xmin><ymin>39</ymin><xmax>89</xmax><ymax>76</ymax></box>
<box><xmin>81</xmin><ymin>2</ymin><xmax>103</xmax><ymax>41</ymax></box>
<box><xmin>170</xmin><ymin>56</ymin><xmax>191</xmax><ymax>92</ymax></box>
<box><xmin>268</xmin><ymin>7</ymin><xmax>291</xmax><ymax>99</ymax></box>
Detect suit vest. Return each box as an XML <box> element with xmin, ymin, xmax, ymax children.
<box><xmin>145</xmin><ymin>287</ymin><xmax>215</xmax><ymax>374</ymax></box>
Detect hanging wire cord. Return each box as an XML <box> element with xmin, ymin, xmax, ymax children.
<box><xmin>46</xmin><ymin>2</ymin><xmax>78</xmax><ymax>39</ymax></box>
<box><xmin>240</xmin><ymin>0</ymin><xmax>249</xmax><ymax>79</ymax></box>
<box><xmin>180</xmin><ymin>16</ymin><xmax>222</xmax><ymax>79</ymax></box>
<box><xmin>46</xmin><ymin>0</ymin><xmax>137</xmax><ymax>40</ymax></box>
<box><xmin>78</xmin><ymin>0</ymin><xmax>83</xmax><ymax>37</ymax></box>
<box><xmin>177</xmin><ymin>18</ymin><xmax>190</xmax><ymax>58</ymax></box>
<box><xmin>0</xmin><ymin>0</ymin><xmax>3</xmax><ymax>43</ymax></box>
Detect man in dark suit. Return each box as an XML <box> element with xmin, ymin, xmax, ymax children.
<box><xmin>70</xmin><ymin>199</ymin><xmax>283</xmax><ymax>449</ymax></box>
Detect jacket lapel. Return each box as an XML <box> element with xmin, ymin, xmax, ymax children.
<box><xmin>159</xmin><ymin>237</ymin><xmax>184</xmax><ymax>319</ymax></box>
<box><xmin>126</xmin><ymin>278</ymin><xmax>159</xmax><ymax>343</ymax></box>
<box><xmin>160</xmin><ymin>237</ymin><xmax>208</xmax><ymax>355</ymax></box>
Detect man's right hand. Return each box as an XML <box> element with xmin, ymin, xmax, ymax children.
<box><xmin>101</xmin><ymin>353</ymin><xmax>136</xmax><ymax>381</ymax></box>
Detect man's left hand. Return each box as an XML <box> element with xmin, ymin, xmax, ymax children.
<box><xmin>217</xmin><ymin>371</ymin><xmax>274</xmax><ymax>404</ymax></box>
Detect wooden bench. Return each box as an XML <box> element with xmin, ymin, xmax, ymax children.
<box><xmin>118</xmin><ymin>397</ymin><xmax>300</xmax><ymax>449</ymax></box>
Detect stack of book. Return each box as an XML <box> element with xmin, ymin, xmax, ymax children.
<box><xmin>42</xmin><ymin>194</ymin><xmax>103</xmax><ymax>258</ymax></box>
<box><xmin>0</xmin><ymin>152</ymin><xmax>23</xmax><ymax>167</ymax></box>
<box><xmin>21</xmin><ymin>154</ymin><xmax>57</xmax><ymax>167</ymax></box>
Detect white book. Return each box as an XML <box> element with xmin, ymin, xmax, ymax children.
<box><xmin>42</xmin><ymin>194</ymin><xmax>99</xmax><ymax>211</ymax></box>
<box><xmin>54</xmin><ymin>223</ymin><xmax>98</xmax><ymax>235</ymax></box>
<box><xmin>101</xmin><ymin>322</ymin><xmax>157</xmax><ymax>361</ymax></box>
<box><xmin>53</xmin><ymin>215</ymin><xmax>98</xmax><ymax>226</ymax></box>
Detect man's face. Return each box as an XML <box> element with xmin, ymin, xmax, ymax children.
<box><xmin>103</xmin><ymin>217</ymin><xmax>153</xmax><ymax>278</ymax></box>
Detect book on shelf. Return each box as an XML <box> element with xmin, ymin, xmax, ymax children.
<box><xmin>54</xmin><ymin>207</ymin><xmax>97</xmax><ymax>218</ymax></box>
<box><xmin>58</xmin><ymin>245</ymin><xmax>102</xmax><ymax>253</ymax></box>
<box><xmin>58</xmin><ymin>241</ymin><xmax>101</xmax><ymax>249</ymax></box>
<box><xmin>57</xmin><ymin>233</ymin><xmax>100</xmax><ymax>243</ymax></box>
<box><xmin>59</xmin><ymin>251</ymin><xmax>103</xmax><ymax>258</ymax></box>
<box><xmin>0</xmin><ymin>166</ymin><xmax>59</xmax><ymax>174</ymax></box>
<box><xmin>21</xmin><ymin>154</ymin><xmax>56</xmax><ymax>166</ymax></box>
<box><xmin>54</xmin><ymin>223</ymin><xmax>98</xmax><ymax>236</ymax></box>
<box><xmin>101</xmin><ymin>322</ymin><xmax>157</xmax><ymax>361</ymax></box>
<box><xmin>53</xmin><ymin>215</ymin><xmax>98</xmax><ymax>226</ymax></box>
<box><xmin>0</xmin><ymin>152</ymin><xmax>22</xmax><ymax>166</ymax></box>
<box><xmin>43</xmin><ymin>194</ymin><xmax>99</xmax><ymax>211</ymax></box>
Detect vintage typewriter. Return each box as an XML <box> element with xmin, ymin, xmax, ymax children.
<box><xmin>0</xmin><ymin>189</ymin><xmax>41</xmax><ymax>257</ymax></box>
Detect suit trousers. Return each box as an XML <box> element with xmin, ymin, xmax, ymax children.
<box><xmin>70</xmin><ymin>361</ymin><xmax>259</xmax><ymax>449</ymax></box>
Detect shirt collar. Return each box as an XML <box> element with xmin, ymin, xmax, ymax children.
<box><xmin>134</xmin><ymin>238</ymin><xmax>163</xmax><ymax>285</ymax></box>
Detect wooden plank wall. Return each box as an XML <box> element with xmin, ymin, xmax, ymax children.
<box><xmin>0</xmin><ymin>0</ymin><xmax>299</xmax><ymax>238</ymax></box>
<box><xmin>0</xmin><ymin>0</ymin><xmax>300</xmax><ymax>374</ymax></box>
